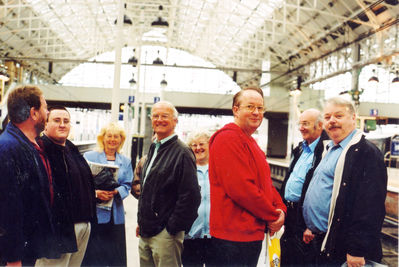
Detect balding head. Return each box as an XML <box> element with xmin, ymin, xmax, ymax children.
<box><xmin>298</xmin><ymin>108</ymin><xmax>323</xmax><ymax>144</ymax></box>
<box><xmin>151</xmin><ymin>101</ymin><xmax>178</xmax><ymax>141</ymax></box>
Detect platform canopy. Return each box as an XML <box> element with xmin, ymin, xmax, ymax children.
<box><xmin>0</xmin><ymin>0</ymin><xmax>398</xmax><ymax>87</ymax></box>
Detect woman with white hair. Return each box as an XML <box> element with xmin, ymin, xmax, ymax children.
<box><xmin>82</xmin><ymin>122</ymin><xmax>133</xmax><ymax>267</ymax></box>
<box><xmin>182</xmin><ymin>130</ymin><xmax>213</xmax><ymax>267</ymax></box>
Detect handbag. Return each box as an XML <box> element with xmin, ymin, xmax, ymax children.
<box><xmin>93</xmin><ymin>167</ymin><xmax>119</xmax><ymax>191</ymax></box>
<box><xmin>265</xmin><ymin>226</ymin><xmax>284</xmax><ymax>267</ymax></box>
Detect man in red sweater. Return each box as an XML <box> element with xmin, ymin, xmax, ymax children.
<box><xmin>209</xmin><ymin>87</ymin><xmax>286</xmax><ymax>267</ymax></box>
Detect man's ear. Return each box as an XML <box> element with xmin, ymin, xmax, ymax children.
<box><xmin>30</xmin><ymin>107</ymin><xmax>38</xmax><ymax>121</ymax></box>
<box><xmin>232</xmin><ymin>105</ymin><xmax>239</xmax><ymax>117</ymax></box>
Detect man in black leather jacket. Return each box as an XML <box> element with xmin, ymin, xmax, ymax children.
<box><xmin>138</xmin><ymin>101</ymin><xmax>200</xmax><ymax>267</ymax></box>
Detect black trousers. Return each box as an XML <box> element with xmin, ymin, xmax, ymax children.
<box><xmin>208</xmin><ymin>237</ymin><xmax>262</xmax><ymax>267</ymax></box>
<box><xmin>182</xmin><ymin>237</ymin><xmax>214</xmax><ymax>267</ymax></box>
<box><xmin>280</xmin><ymin>201</ymin><xmax>310</xmax><ymax>267</ymax></box>
<box><xmin>82</xmin><ymin>221</ymin><xmax>127</xmax><ymax>267</ymax></box>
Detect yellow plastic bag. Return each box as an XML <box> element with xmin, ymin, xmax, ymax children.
<box><xmin>265</xmin><ymin>226</ymin><xmax>284</xmax><ymax>267</ymax></box>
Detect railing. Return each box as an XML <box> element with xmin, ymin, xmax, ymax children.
<box><xmin>268</xmin><ymin>159</ymin><xmax>289</xmax><ymax>190</ymax></box>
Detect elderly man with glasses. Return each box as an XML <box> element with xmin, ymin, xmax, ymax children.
<box><xmin>279</xmin><ymin>108</ymin><xmax>329</xmax><ymax>266</ymax></box>
<box><xmin>137</xmin><ymin>101</ymin><xmax>200</xmax><ymax>267</ymax></box>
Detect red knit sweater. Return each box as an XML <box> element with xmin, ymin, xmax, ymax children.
<box><xmin>209</xmin><ymin>123</ymin><xmax>286</xmax><ymax>242</ymax></box>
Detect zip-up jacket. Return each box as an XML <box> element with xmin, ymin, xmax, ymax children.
<box><xmin>138</xmin><ymin>135</ymin><xmax>201</xmax><ymax>238</ymax></box>
<box><xmin>0</xmin><ymin>123</ymin><xmax>57</xmax><ymax>263</ymax></box>
<box><xmin>322</xmin><ymin>131</ymin><xmax>387</xmax><ymax>263</ymax></box>
<box><xmin>209</xmin><ymin>123</ymin><xmax>286</xmax><ymax>242</ymax></box>
<box><xmin>40</xmin><ymin>135</ymin><xmax>97</xmax><ymax>254</ymax></box>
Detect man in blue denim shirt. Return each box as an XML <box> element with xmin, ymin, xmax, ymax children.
<box><xmin>302</xmin><ymin>97</ymin><xmax>387</xmax><ymax>266</ymax></box>
<box><xmin>182</xmin><ymin>130</ymin><xmax>213</xmax><ymax>267</ymax></box>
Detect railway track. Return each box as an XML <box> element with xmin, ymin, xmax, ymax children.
<box><xmin>382</xmin><ymin>215</ymin><xmax>398</xmax><ymax>243</ymax></box>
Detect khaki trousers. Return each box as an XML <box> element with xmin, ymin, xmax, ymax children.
<box><xmin>139</xmin><ymin>228</ymin><xmax>184</xmax><ymax>267</ymax></box>
<box><xmin>35</xmin><ymin>222</ymin><xmax>91</xmax><ymax>267</ymax></box>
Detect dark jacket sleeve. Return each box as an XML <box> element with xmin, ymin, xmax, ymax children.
<box><xmin>166</xmin><ymin>151</ymin><xmax>201</xmax><ymax>235</ymax></box>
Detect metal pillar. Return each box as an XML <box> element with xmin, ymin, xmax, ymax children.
<box><xmin>110</xmin><ymin>0</ymin><xmax>124</xmax><ymax>122</ymax></box>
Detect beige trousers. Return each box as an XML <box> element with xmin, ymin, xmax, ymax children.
<box><xmin>139</xmin><ymin>228</ymin><xmax>184</xmax><ymax>267</ymax></box>
<box><xmin>35</xmin><ymin>222</ymin><xmax>91</xmax><ymax>267</ymax></box>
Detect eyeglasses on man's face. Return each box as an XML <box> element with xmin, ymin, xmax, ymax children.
<box><xmin>298</xmin><ymin>121</ymin><xmax>312</xmax><ymax>128</ymax></box>
<box><xmin>151</xmin><ymin>114</ymin><xmax>172</xmax><ymax>120</ymax></box>
<box><xmin>239</xmin><ymin>104</ymin><xmax>266</xmax><ymax>113</ymax></box>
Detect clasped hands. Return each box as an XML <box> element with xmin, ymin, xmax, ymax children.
<box><xmin>267</xmin><ymin>209</ymin><xmax>285</xmax><ymax>236</ymax></box>
<box><xmin>96</xmin><ymin>189</ymin><xmax>118</xmax><ymax>201</ymax></box>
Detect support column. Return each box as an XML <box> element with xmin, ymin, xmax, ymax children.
<box><xmin>110</xmin><ymin>0</ymin><xmax>124</xmax><ymax>122</ymax></box>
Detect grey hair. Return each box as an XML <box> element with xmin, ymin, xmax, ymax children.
<box><xmin>186</xmin><ymin>130</ymin><xmax>212</xmax><ymax>147</ymax></box>
<box><xmin>324</xmin><ymin>97</ymin><xmax>356</xmax><ymax>115</ymax></box>
<box><xmin>151</xmin><ymin>100</ymin><xmax>178</xmax><ymax>118</ymax></box>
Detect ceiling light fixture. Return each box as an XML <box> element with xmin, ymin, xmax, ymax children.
<box><xmin>151</xmin><ymin>5</ymin><xmax>169</xmax><ymax>28</ymax></box>
<box><xmin>392</xmin><ymin>71</ymin><xmax>399</xmax><ymax>83</ymax></box>
<box><xmin>114</xmin><ymin>4</ymin><xmax>132</xmax><ymax>25</ymax></box>
<box><xmin>129</xmin><ymin>73</ymin><xmax>136</xmax><ymax>87</ymax></box>
<box><xmin>128</xmin><ymin>49</ymin><xmax>138</xmax><ymax>67</ymax></box>
<box><xmin>160</xmin><ymin>74</ymin><xmax>168</xmax><ymax>88</ymax></box>
<box><xmin>153</xmin><ymin>50</ymin><xmax>164</xmax><ymax>65</ymax></box>
<box><xmin>368</xmin><ymin>69</ymin><xmax>379</xmax><ymax>83</ymax></box>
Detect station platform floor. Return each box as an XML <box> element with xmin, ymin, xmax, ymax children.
<box><xmin>123</xmin><ymin>195</ymin><xmax>268</xmax><ymax>267</ymax></box>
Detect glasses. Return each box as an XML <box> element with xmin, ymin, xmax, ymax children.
<box><xmin>152</xmin><ymin>114</ymin><xmax>171</xmax><ymax>120</ymax></box>
<box><xmin>190</xmin><ymin>142</ymin><xmax>206</xmax><ymax>148</ymax></box>
<box><xmin>239</xmin><ymin>104</ymin><xmax>266</xmax><ymax>113</ymax></box>
<box><xmin>298</xmin><ymin>122</ymin><xmax>312</xmax><ymax>128</ymax></box>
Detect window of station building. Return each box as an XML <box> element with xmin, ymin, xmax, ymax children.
<box><xmin>59</xmin><ymin>46</ymin><xmax>241</xmax><ymax>95</ymax></box>
<box><xmin>311</xmin><ymin>72</ymin><xmax>352</xmax><ymax>99</ymax></box>
<box><xmin>359</xmin><ymin>65</ymin><xmax>399</xmax><ymax>104</ymax></box>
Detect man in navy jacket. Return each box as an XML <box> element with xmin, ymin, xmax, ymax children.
<box><xmin>0</xmin><ymin>85</ymin><xmax>57</xmax><ymax>266</ymax></box>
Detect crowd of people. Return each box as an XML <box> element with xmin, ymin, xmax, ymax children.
<box><xmin>0</xmin><ymin>84</ymin><xmax>388</xmax><ymax>267</ymax></box>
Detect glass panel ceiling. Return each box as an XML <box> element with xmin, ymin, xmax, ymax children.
<box><xmin>25</xmin><ymin>0</ymin><xmax>283</xmax><ymax>69</ymax></box>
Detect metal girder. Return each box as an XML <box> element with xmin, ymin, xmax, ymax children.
<box><xmin>0</xmin><ymin>0</ymin><xmax>398</xmax><ymax>89</ymax></box>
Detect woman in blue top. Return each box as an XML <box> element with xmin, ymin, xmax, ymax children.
<box><xmin>182</xmin><ymin>130</ymin><xmax>213</xmax><ymax>267</ymax></box>
<box><xmin>82</xmin><ymin>122</ymin><xmax>133</xmax><ymax>267</ymax></box>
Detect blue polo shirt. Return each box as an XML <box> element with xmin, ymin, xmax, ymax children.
<box><xmin>284</xmin><ymin>137</ymin><xmax>320</xmax><ymax>202</ymax></box>
<box><xmin>303</xmin><ymin>130</ymin><xmax>356</xmax><ymax>233</ymax></box>
<box><xmin>186</xmin><ymin>164</ymin><xmax>210</xmax><ymax>239</ymax></box>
